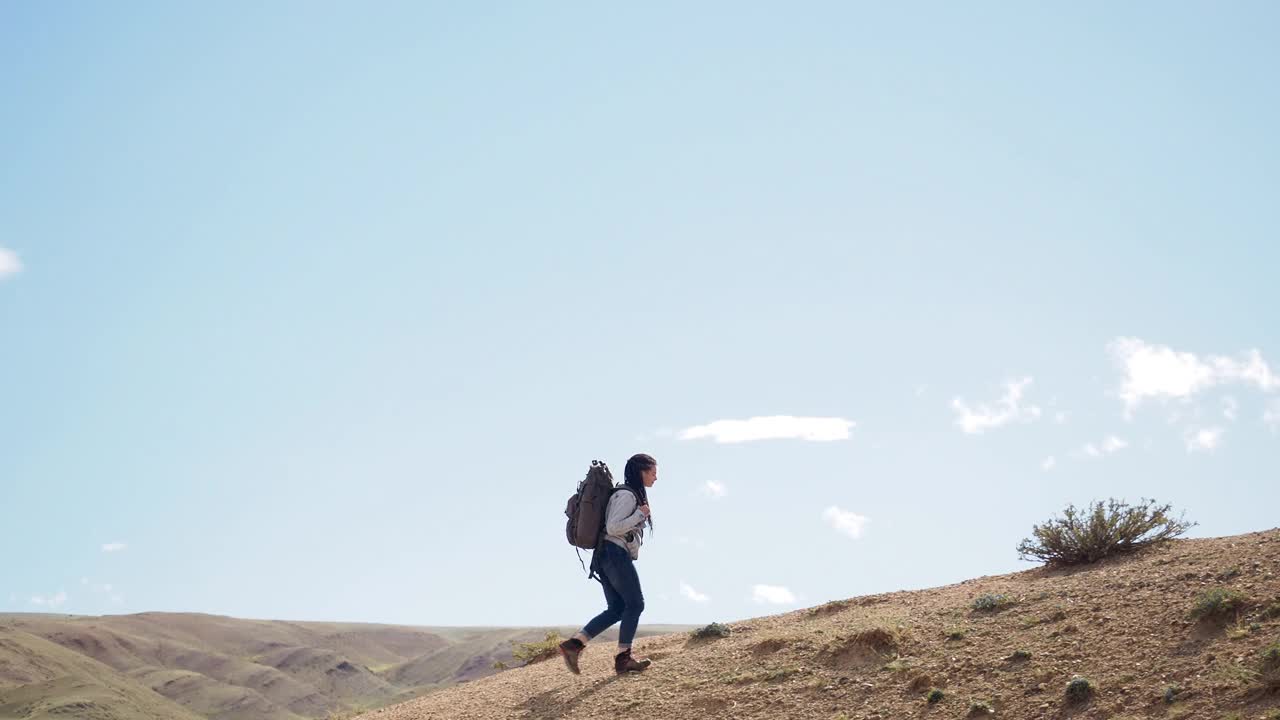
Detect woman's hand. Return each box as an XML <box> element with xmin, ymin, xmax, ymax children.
<box><xmin>637</xmin><ymin>504</ymin><xmax>651</xmax><ymax>517</ymax></box>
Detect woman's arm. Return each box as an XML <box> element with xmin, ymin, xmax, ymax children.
<box><xmin>605</xmin><ymin>490</ymin><xmax>647</xmax><ymax>537</ymax></box>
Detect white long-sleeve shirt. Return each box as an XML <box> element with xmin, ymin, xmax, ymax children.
<box><xmin>602</xmin><ymin>485</ymin><xmax>648</xmax><ymax>560</ymax></box>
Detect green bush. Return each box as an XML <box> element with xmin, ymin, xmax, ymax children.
<box><xmin>1261</xmin><ymin>602</ymin><xmax>1280</xmax><ymax>620</ymax></box>
<box><xmin>926</xmin><ymin>688</ymin><xmax>945</xmax><ymax>704</ymax></box>
<box><xmin>1189</xmin><ymin>588</ymin><xmax>1249</xmax><ymax>620</ymax></box>
<box><xmin>511</xmin><ymin>631</ymin><xmax>563</xmax><ymax>665</ymax></box>
<box><xmin>1017</xmin><ymin>498</ymin><xmax>1194</xmax><ymax>565</ymax></box>
<box><xmin>690</xmin><ymin>622</ymin><xmax>732</xmax><ymax>640</ymax></box>
<box><xmin>1008</xmin><ymin>649</ymin><xmax>1032</xmax><ymax>661</ymax></box>
<box><xmin>1065</xmin><ymin>676</ymin><xmax>1094</xmax><ymax>703</ymax></box>
<box><xmin>1263</xmin><ymin>642</ymin><xmax>1280</xmax><ymax>669</ymax></box>
<box><xmin>971</xmin><ymin>593</ymin><xmax>1012</xmax><ymax>612</ymax></box>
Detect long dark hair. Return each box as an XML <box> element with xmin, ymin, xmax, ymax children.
<box><xmin>623</xmin><ymin>453</ymin><xmax>656</xmax><ymax>532</ymax></box>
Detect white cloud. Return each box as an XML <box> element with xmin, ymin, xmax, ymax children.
<box><xmin>702</xmin><ymin>480</ymin><xmax>727</xmax><ymax>499</ymax></box>
<box><xmin>951</xmin><ymin>377</ymin><xmax>1042</xmax><ymax>434</ymax></box>
<box><xmin>1082</xmin><ymin>435</ymin><xmax>1128</xmax><ymax>458</ymax></box>
<box><xmin>1054</xmin><ymin>411</ymin><xmax>1068</xmax><ymax>424</ymax></box>
<box><xmin>680</xmin><ymin>416</ymin><xmax>854</xmax><ymax>444</ymax></box>
<box><xmin>679</xmin><ymin>582</ymin><xmax>710</xmax><ymax>604</ymax></box>
<box><xmin>101</xmin><ymin>542</ymin><xmax>127</xmax><ymax>553</ymax></box>
<box><xmin>0</xmin><ymin>247</ymin><xmax>21</xmax><ymax>279</ymax></box>
<box><xmin>752</xmin><ymin>584</ymin><xmax>796</xmax><ymax>605</ymax></box>
<box><xmin>1109</xmin><ymin>338</ymin><xmax>1280</xmax><ymax>414</ymax></box>
<box><xmin>1185</xmin><ymin>426</ymin><xmax>1224</xmax><ymax>453</ymax></box>
<box><xmin>822</xmin><ymin>506</ymin><xmax>869</xmax><ymax>539</ymax></box>
<box><xmin>1222</xmin><ymin>396</ymin><xmax>1239</xmax><ymax>422</ymax></box>
<box><xmin>1041</xmin><ymin>456</ymin><xmax>1056</xmax><ymax>471</ymax></box>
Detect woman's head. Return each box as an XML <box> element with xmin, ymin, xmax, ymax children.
<box><xmin>623</xmin><ymin>453</ymin><xmax>657</xmax><ymax>530</ymax></box>
<box><xmin>625</xmin><ymin>453</ymin><xmax>658</xmax><ymax>489</ymax></box>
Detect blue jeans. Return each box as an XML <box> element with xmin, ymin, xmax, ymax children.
<box><xmin>581</xmin><ymin>541</ymin><xmax>645</xmax><ymax>645</ymax></box>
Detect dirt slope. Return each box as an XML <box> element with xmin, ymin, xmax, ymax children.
<box><xmin>360</xmin><ymin>529</ymin><xmax>1280</xmax><ymax>720</ymax></box>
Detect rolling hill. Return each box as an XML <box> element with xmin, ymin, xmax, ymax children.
<box><xmin>0</xmin><ymin>613</ymin><xmax>689</xmax><ymax>720</ymax></box>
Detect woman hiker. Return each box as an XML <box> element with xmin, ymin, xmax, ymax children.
<box><xmin>559</xmin><ymin>453</ymin><xmax>657</xmax><ymax>675</ymax></box>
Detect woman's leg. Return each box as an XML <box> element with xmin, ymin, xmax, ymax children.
<box><xmin>579</xmin><ymin>555</ymin><xmax>625</xmax><ymax>641</ymax></box>
<box><xmin>600</xmin><ymin>551</ymin><xmax>644</xmax><ymax>650</ymax></box>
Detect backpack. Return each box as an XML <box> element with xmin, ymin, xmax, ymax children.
<box><xmin>565</xmin><ymin>460</ymin><xmax>631</xmax><ymax>578</ymax></box>
<box><xmin>565</xmin><ymin>460</ymin><xmax>615</xmax><ymax>550</ymax></box>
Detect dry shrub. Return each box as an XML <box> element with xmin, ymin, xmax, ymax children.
<box><xmin>1190</xmin><ymin>588</ymin><xmax>1249</xmax><ymax>621</ymax></box>
<box><xmin>511</xmin><ymin>631</ymin><xmax>562</xmax><ymax>665</ymax></box>
<box><xmin>1017</xmin><ymin>498</ymin><xmax>1194</xmax><ymax>566</ymax></box>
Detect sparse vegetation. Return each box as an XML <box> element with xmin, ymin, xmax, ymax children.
<box><xmin>967</xmin><ymin>700</ymin><xmax>993</xmax><ymax>716</ymax></box>
<box><xmin>511</xmin><ymin>631</ymin><xmax>563</xmax><ymax>665</ymax></box>
<box><xmin>490</xmin><ymin>660</ymin><xmax>508</xmax><ymax>671</ymax></box>
<box><xmin>1007</xmin><ymin>649</ymin><xmax>1031</xmax><ymax>661</ymax></box>
<box><xmin>1017</xmin><ymin>498</ymin><xmax>1194</xmax><ymax>565</ymax></box>
<box><xmin>1262</xmin><ymin>641</ymin><xmax>1280</xmax><ymax>690</ymax></box>
<box><xmin>809</xmin><ymin>599</ymin><xmax>853</xmax><ymax>617</ymax></box>
<box><xmin>1263</xmin><ymin>601</ymin><xmax>1280</xmax><ymax>620</ymax></box>
<box><xmin>1065</xmin><ymin>676</ymin><xmax>1094</xmax><ymax>703</ymax></box>
<box><xmin>1189</xmin><ymin>588</ymin><xmax>1249</xmax><ymax>621</ymax></box>
<box><xmin>1264</xmin><ymin>641</ymin><xmax>1280</xmax><ymax>668</ymax></box>
<box><xmin>818</xmin><ymin>625</ymin><xmax>902</xmax><ymax>667</ymax></box>
<box><xmin>1216</xmin><ymin>566</ymin><xmax>1242</xmax><ymax>581</ymax></box>
<box><xmin>927</xmin><ymin>688</ymin><xmax>945</xmax><ymax>704</ymax></box>
<box><xmin>883</xmin><ymin>656</ymin><xmax>916</xmax><ymax>673</ymax></box>
<box><xmin>945</xmin><ymin>626</ymin><xmax>967</xmax><ymax>640</ymax></box>
<box><xmin>1162</xmin><ymin>683</ymin><xmax>1181</xmax><ymax>703</ymax></box>
<box><xmin>1207</xmin><ymin>659</ymin><xmax>1259</xmax><ymax>687</ymax></box>
<box><xmin>690</xmin><ymin>622</ymin><xmax>732</xmax><ymax>640</ymax></box>
<box><xmin>971</xmin><ymin>593</ymin><xmax>1013</xmax><ymax>612</ymax></box>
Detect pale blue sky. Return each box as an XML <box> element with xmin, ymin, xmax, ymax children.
<box><xmin>2</xmin><ymin>2</ymin><xmax>1278</xmax><ymax>627</ymax></box>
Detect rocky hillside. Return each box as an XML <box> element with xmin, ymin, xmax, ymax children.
<box><xmin>360</xmin><ymin>528</ymin><xmax>1280</xmax><ymax>720</ymax></box>
<box><xmin>0</xmin><ymin>613</ymin><xmax>686</xmax><ymax>720</ymax></box>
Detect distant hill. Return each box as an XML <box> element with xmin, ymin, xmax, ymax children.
<box><xmin>0</xmin><ymin>612</ymin><xmax>692</xmax><ymax>720</ymax></box>
<box><xmin>360</xmin><ymin>528</ymin><xmax>1280</xmax><ymax>720</ymax></box>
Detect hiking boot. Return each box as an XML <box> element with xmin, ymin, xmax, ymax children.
<box><xmin>614</xmin><ymin>648</ymin><xmax>651</xmax><ymax>674</ymax></box>
<box><xmin>558</xmin><ymin>638</ymin><xmax>584</xmax><ymax>675</ymax></box>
